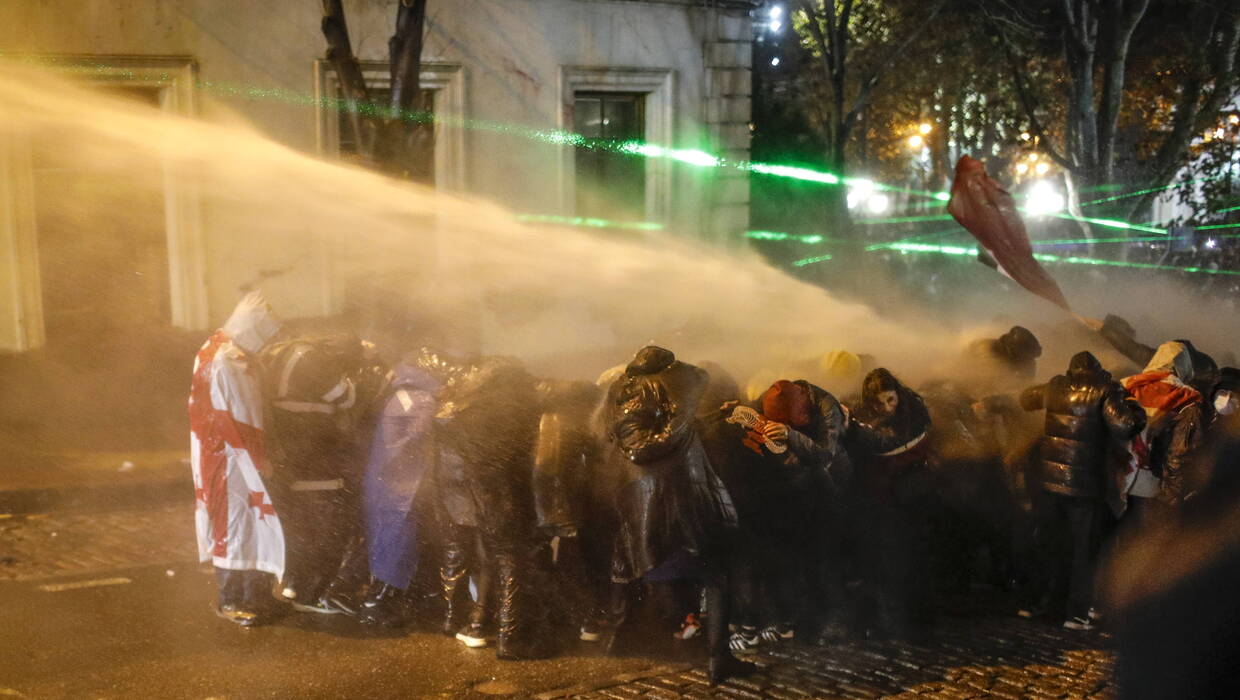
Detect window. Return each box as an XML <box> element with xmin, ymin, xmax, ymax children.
<box><xmin>314</xmin><ymin>60</ymin><xmax>464</xmax><ymax>192</ymax></box>
<box><xmin>32</xmin><ymin>84</ymin><xmax>172</xmax><ymax>343</ymax></box>
<box><xmin>336</xmin><ymin>86</ymin><xmax>436</xmax><ymax>182</ymax></box>
<box><xmin>0</xmin><ymin>56</ymin><xmax>203</xmax><ymax>351</ymax></box>
<box><xmin>558</xmin><ymin>67</ymin><xmax>673</xmax><ymax>225</ymax></box>
<box><xmin>573</xmin><ymin>92</ymin><xmax>646</xmax><ymax>222</ymax></box>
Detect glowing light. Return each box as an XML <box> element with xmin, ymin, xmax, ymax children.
<box><xmin>1215</xmin><ymin>128</ymin><xmax>1226</xmax><ymax>139</ymax></box>
<box><xmin>1205</xmin><ymin>238</ymin><xmax>1218</xmax><ymax>249</ymax></box>
<box><xmin>770</xmin><ymin>19</ymin><xmax>783</xmax><ymax>32</ymax></box>
<box><xmin>1024</xmin><ymin>181</ymin><xmax>1065</xmax><ymax>216</ymax></box>
<box><xmin>1020</xmin><ymin>132</ymin><xmax>1031</xmax><ymax>141</ymax></box>
<box><xmin>669</xmin><ymin>149</ymin><xmax>719</xmax><ymax>167</ymax></box>
<box><xmin>1015</xmin><ymin>162</ymin><xmax>1029</xmax><ymax>175</ymax></box>
<box><xmin>918</xmin><ymin>123</ymin><xmax>932</xmax><ymax>135</ymax></box>
<box><xmin>791</xmin><ymin>254</ymin><xmax>833</xmax><ymax>267</ymax></box>
<box><xmin>866</xmin><ymin>193</ymin><xmax>891</xmax><ymax>214</ymax></box>
<box><xmin>1035</xmin><ymin>161</ymin><xmax>1050</xmax><ymax>176</ymax></box>
<box><xmin>934</xmin><ymin>192</ymin><xmax>951</xmax><ymax>202</ymax></box>
<box><xmin>908</xmin><ymin>134</ymin><xmax>924</xmax><ymax>149</ymax></box>
<box><xmin>746</xmin><ymin>163</ymin><xmax>840</xmax><ymax>184</ymax></box>
<box><xmin>1230</xmin><ymin>114</ymin><xmax>1239</xmax><ymax>125</ymax></box>
<box><xmin>770</xmin><ymin>57</ymin><xmax>781</xmax><ymax>67</ymax></box>
<box><xmin>1028</xmin><ymin>153</ymin><xmax>1039</xmax><ymax>162</ymax></box>
<box><xmin>846</xmin><ymin>179</ymin><xmax>876</xmax><ymax>209</ymax></box>
<box><xmin>769</xmin><ymin>4</ymin><xmax>784</xmax><ymax>18</ymax></box>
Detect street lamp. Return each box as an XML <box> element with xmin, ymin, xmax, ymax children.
<box><xmin>1025</xmin><ymin>180</ymin><xmax>1065</xmax><ymax>216</ymax></box>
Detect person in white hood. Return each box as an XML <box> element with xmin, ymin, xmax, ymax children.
<box><xmin>188</xmin><ymin>291</ymin><xmax>286</xmax><ymax>627</ymax></box>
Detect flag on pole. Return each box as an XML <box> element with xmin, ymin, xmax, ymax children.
<box><xmin>947</xmin><ymin>155</ymin><xmax>1072</xmax><ymax>311</ymax></box>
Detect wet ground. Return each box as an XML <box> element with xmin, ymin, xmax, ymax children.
<box><xmin>0</xmin><ymin>503</ymin><xmax>1114</xmax><ymax>699</ymax></box>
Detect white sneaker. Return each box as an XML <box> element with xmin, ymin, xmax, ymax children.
<box><xmin>729</xmin><ymin>630</ymin><xmax>759</xmax><ymax>654</ymax></box>
<box><xmin>759</xmin><ymin>625</ymin><xmax>794</xmax><ymax>642</ymax></box>
<box><xmin>456</xmin><ymin>628</ymin><xmax>490</xmax><ymax>648</ymax></box>
<box><xmin>1063</xmin><ymin>616</ymin><xmax>1094</xmax><ymax>631</ymax></box>
<box><xmin>292</xmin><ymin>599</ymin><xmax>342</xmax><ymax>615</ymax></box>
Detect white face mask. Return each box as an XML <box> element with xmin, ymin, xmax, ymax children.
<box><xmin>1216</xmin><ymin>390</ymin><xmax>1237</xmax><ymax>416</ymax></box>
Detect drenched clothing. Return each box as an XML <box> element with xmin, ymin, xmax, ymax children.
<box><xmin>189</xmin><ymin>329</ymin><xmax>284</xmax><ymax>577</ymax></box>
<box><xmin>1121</xmin><ymin>342</ymin><xmax>1205</xmax><ymax>506</ymax></box>
<box><xmin>1020</xmin><ymin>353</ymin><xmax>1145</xmax><ymax>499</ymax></box>
<box><xmin>1019</xmin><ymin>352</ymin><xmax>1144</xmax><ymax>620</ymax></box>
<box><xmin>260</xmin><ymin>334</ymin><xmax>372</xmax><ymax>601</ymax></box>
<box><xmin>596</xmin><ymin>348</ymin><xmax>737</xmax><ymax>583</ymax></box>
<box><xmin>363</xmin><ymin>363</ymin><xmax>441</xmax><ymax>589</ymax></box>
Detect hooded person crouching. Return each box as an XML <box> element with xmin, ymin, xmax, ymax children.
<box><xmin>594</xmin><ymin>346</ymin><xmax>753</xmax><ymax>684</ymax></box>
<box><xmin>1119</xmin><ymin>342</ymin><xmax>1206</xmax><ymax>520</ymax></box>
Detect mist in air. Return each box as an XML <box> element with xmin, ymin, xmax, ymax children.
<box><xmin>0</xmin><ymin>59</ymin><xmax>1234</xmax><ymax>400</ymax></box>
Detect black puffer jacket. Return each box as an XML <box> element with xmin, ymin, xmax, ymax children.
<box><xmin>1020</xmin><ymin>352</ymin><xmax>1145</xmax><ymax>499</ymax></box>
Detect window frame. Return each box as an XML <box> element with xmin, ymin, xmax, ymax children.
<box><xmin>559</xmin><ymin>67</ymin><xmax>674</xmax><ymax>225</ymax></box>
<box><xmin>0</xmin><ymin>55</ymin><xmax>204</xmax><ymax>350</ymax></box>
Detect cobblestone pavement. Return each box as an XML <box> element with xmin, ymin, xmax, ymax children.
<box><xmin>0</xmin><ymin>501</ymin><xmax>195</xmax><ymax>580</ymax></box>
<box><xmin>540</xmin><ymin>618</ymin><xmax>1112</xmax><ymax>700</ymax></box>
<box><xmin>0</xmin><ymin>503</ymin><xmax>1115</xmax><ymax>698</ymax></box>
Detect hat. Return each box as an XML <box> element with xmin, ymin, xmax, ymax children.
<box><xmin>762</xmin><ymin>380</ymin><xmax>812</xmax><ymax>428</ymax></box>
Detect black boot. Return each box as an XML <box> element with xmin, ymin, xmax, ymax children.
<box><xmin>601</xmin><ymin>581</ymin><xmax>631</xmax><ymax>655</ymax></box>
<box><xmin>359</xmin><ymin>582</ymin><xmax>407</xmax><ymax>627</ymax></box>
<box><xmin>440</xmin><ymin>540</ymin><xmax>470</xmax><ymax>636</ymax></box>
<box><xmin>494</xmin><ymin>553</ymin><xmax>547</xmax><ymax>660</ymax></box>
<box><xmin>705</xmin><ymin>579</ymin><xmax>756</xmax><ymax>685</ymax></box>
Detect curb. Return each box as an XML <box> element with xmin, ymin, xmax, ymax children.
<box><xmin>0</xmin><ymin>476</ymin><xmax>189</xmax><ymax>515</ymax></box>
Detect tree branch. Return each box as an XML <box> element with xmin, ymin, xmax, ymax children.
<box><xmin>321</xmin><ymin>0</ymin><xmax>374</xmax><ymax>158</ymax></box>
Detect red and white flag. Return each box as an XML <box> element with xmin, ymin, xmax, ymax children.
<box><xmin>189</xmin><ymin>330</ymin><xmax>285</xmax><ymax>577</ymax></box>
<box><xmin>947</xmin><ymin>155</ymin><xmax>1072</xmax><ymax>311</ymax></box>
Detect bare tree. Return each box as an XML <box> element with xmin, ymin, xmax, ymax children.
<box><xmin>795</xmin><ymin>0</ymin><xmax>948</xmax><ymax>231</ymax></box>
<box><xmin>996</xmin><ymin>0</ymin><xmax>1240</xmax><ymax>221</ymax></box>
<box><xmin>320</xmin><ymin>0</ymin><xmax>432</xmax><ymax>181</ymax></box>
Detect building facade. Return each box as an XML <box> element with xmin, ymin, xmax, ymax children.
<box><xmin>0</xmin><ymin>0</ymin><xmax>756</xmax><ymax>351</ymax></box>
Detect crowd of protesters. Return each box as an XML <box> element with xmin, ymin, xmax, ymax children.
<box><xmin>187</xmin><ymin>292</ymin><xmax>1240</xmax><ymax>685</ymax></box>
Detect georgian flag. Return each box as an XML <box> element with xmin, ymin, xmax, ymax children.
<box><xmin>947</xmin><ymin>155</ymin><xmax>1072</xmax><ymax>311</ymax></box>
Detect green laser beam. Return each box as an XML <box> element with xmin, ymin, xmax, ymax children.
<box><xmin>791</xmin><ymin>254</ymin><xmax>834</xmax><ymax>267</ymax></box>
<box><xmin>515</xmin><ymin>214</ymin><xmax>664</xmax><ymax>231</ymax></box>
<box><xmin>745</xmin><ymin>230</ymin><xmax>830</xmax><ymax>243</ymax></box>
<box><xmin>869</xmin><ymin>242</ymin><xmax>1240</xmax><ymax>276</ymax></box>
<box><xmin>1078</xmin><ymin>174</ymin><xmax>1230</xmax><ymax>207</ymax></box>
<box><xmin>1196</xmin><ymin>222</ymin><xmax>1240</xmax><ymax>231</ymax></box>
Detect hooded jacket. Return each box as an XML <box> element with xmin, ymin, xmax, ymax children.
<box><xmin>1020</xmin><ymin>352</ymin><xmax>1145</xmax><ymax>499</ymax></box>
<box><xmin>1121</xmin><ymin>342</ymin><xmax>1205</xmax><ymax>504</ymax></box>
<box><xmin>188</xmin><ymin>291</ymin><xmax>285</xmax><ymax>576</ymax></box>
<box><xmin>596</xmin><ymin>346</ymin><xmax>737</xmax><ymax>582</ymax></box>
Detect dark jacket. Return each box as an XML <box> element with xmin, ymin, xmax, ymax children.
<box><xmin>531</xmin><ymin>379</ymin><xmax>600</xmax><ymax>536</ymax></box>
<box><xmin>1020</xmin><ymin>353</ymin><xmax>1145</xmax><ymax>499</ymax></box>
<box><xmin>1149</xmin><ymin>402</ymin><xmax>1204</xmax><ymax>505</ymax></box>
<box><xmin>434</xmin><ymin>357</ymin><xmax>540</xmax><ymax>545</ymax></box>
<box><xmin>259</xmin><ymin>334</ymin><xmax>378</xmax><ymax>481</ymax></box>
<box><xmin>595</xmin><ymin>346</ymin><xmax>737</xmax><ymax>582</ymax></box>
